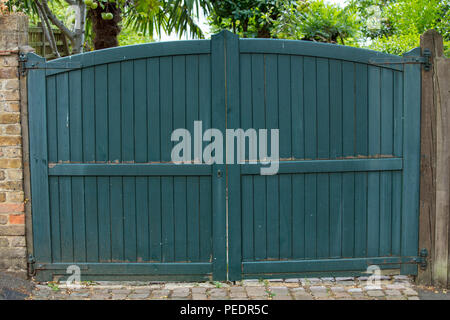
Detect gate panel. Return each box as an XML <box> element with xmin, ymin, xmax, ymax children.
<box><xmin>28</xmin><ymin>41</ymin><xmax>217</xmax><ymax>280</ymax></box>
<box><xmin>229</xmin><ymin>38</ymin><xmax>421</xmax><ymax>280</ymax></box>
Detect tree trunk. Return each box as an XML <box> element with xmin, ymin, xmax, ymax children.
<box><xmin>88</xmin><ymin>3</ymin><xmax>121</xmax><ymax>50</ymax></box>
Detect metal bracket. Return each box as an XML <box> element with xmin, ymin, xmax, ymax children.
<box><xmin>369</xmin><ymin>48</ymin><xmax>432</xmax><ymax>71</ymax></box>
<box><xmin>18</xmin><ymin>53</ymin><xmax>28</xmax><ymax>76</ymax></box>
<box><xmin>413</xmin><ymin>248</ymin><xmax>428</xmax><ymax>270</ymax></box>
<box><xmin>18</xmin><ymin>54</ymin><xmax>82</xmax><ymax>76</ymax></box>
<box><xmin>27</xmin><ymin>254</ymin><xmax>36</xmax><ymax>277</ymax></box>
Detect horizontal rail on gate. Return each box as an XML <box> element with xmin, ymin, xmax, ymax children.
<box><xmin>239</xmin><ymin>39</ymin><xmax>404</xmax><ymax>71</ymax></box>
<box><xmin>240</xmin><ymin>158</ymin><xmax>403</xmax><ymax>175</ymax></box>
<box><xmin>43</xmin><ymin>40</ymin><xmax>211</xmax><ymax>76</ymax></box>
<box><xmin>242</xmin><ymin>257</ymin><xmax>417</xmax><ymax>274</ymax></box>
<box><xmin>34</xmin><ymin>262</ymin><xmax>212</xmax><ymax>275</ymax></box>
<box><xmin>48</xmin><ymin>163</ymin><xmax>212</xmax><ymax>176</ymax></box>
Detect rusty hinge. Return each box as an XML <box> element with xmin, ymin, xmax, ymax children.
<box><xmin>369</xmin><ymin>48</ymin><xmax>432</xmax><ymax>71</ymax></box>
<box><xmin>19</xmin><ymin>53</ymin><xmax>81</xmax><ymax>76</ymax></box>
<box><xmin>413</xmin><ymin>248</ymin><xmax>428</xmax><ymax>270</ymax></box>
<box><xmin>27</xmin><ymin>254</ymin><xmax>36</xmax><ymax>277</ymax></box>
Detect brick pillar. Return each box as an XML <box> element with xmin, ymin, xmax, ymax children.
<box><xmin>0</xmin><ymin>13</ymin><xmax>28</xmax><ymax>277</ymax></box>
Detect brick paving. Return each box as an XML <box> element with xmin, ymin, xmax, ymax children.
<box><xmin>28</xmin><ymin>275</ymin><xmax>425</xmax><ymax>300</ymax></box>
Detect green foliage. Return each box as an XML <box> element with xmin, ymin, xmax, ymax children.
<box><xmin>349</xmin><ymin>0</ymin><xmax>449</xmax><ymax>55</ymax></box>
<box><xmin>269</xmin><ymin>0</ymin><xmax>360</xmax><ymax>44</ymax></box>
<box><xmin>208</xmin><ymin>0</ymin><xmax>286</xmax><ymax>38</ymax></box>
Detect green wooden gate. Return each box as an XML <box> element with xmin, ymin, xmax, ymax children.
<box><xmin>27</xmin><ymin>31</ymin><xmax>422</xmax><ymax>281</ymax></box>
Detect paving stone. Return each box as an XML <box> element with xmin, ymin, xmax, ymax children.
<box><xmin>385</xmin><ymin>289</ymin><xmax>402</xmax><ymax>296</ymax></box>
<box><xmin>230</xmin><ymin>291</ymin><xmax>247</xmax><ymax>298</ymax></box>
<box><xmin>386</xmin><ymin>296</ymin><xmax>406</xmax><ymax>300</ymax></box>
<box><xmin>407</xmin><ymin>296</ymin><xmax>420</xmax><ymax>300</ymax></box>
<box><xmin>172</xmin><ymin>288</ymin><xmax>190</xmax><ymax>298</ymax></box>
<box><xmin>285</xmin><ymin>278</ymin><xmax>300</xmax><ymax>283</ymax></box>
<box><xmin>128</xmin><ymin>293</ymin><xmax>150</xmax><ymax>299</ymax></box>
<box><xmin>331</xmin><ymin>287</ymin><xmax>345</xmax><ymax>292</ymax></box>
<box><xmin>272</xmin><ymin>294</ymin><xmax>292</xmax><ymax>300</ymax></box>
<box><xmin>364</xmin><ymin>285</ymin><xmax>382</xmax><ymax>291</ymax></box>
<box><xmin>192</xmin><ymin>287</ymin><xmax>207</xmax><ymax>294</ymax></box>
<box><xmin>111</xmin><ymin>294</ymin><xmax>128</xmax><ymax>300</ymax></box>
<box><xmin>33</xmin><ymin>289</ymin><xmax>51</xmax><ymax>297</ymax></box>
<box><xmin>347</xmin><ymin>288</ymin><xmax>363</xmax><ymax>294</ymax></box>
<box><xmin>268</xmin><ymin>279</ymin><xmax>284</xmax><ymax>282</ymax></box>
<box><xmin>192</xmin><ymin>294</ymin><xmax>208</xmax><ymax>300</ymax></box>
<box><xmin>393</xmin><ymin>275</ymin><xmax>410</xmax><ymax>280</ymax></box>
<box><xmin>403</xmin><ymin>288</ymin><xmax>418</xmax><ymax>296</ymax></box>
<box><xmin>151</xmin><ymin>289</ymin><xmax>170</xmax><ymax>299</ymax></box>
<box><xmin>111</xmin><ymin>289</ymin><xmax>132</xmax><ymax>295</ymax></box>
<box><xmin>386</xmin><ymin>284</ymin><xmax>406</xmax><ymax>290</ymax></box>
<box><xmin>333</xmin><ymin>292</ymin><xmax>351</xmax><ymax>298</ymax></box>
<box><xmin>243</xmin><ymin>280</ymin><xmax>265</xmax><ymax>287</ymax></box>
<box><xmin>246</xmin><ymin>287</ymin><xmax>268</xmax><ymax>297</ymax></box>
<box><xmin>309</xmin><ymin>286</ymin><xmax>327</xmax><ymax>293</ymax></box>
<box><xmin>69</xmin><ymin>292</ymin><xmax>90</xmax><ymax>297</ymax></box>
<box><xmin>196</xmin><ymin>282</ymin><xmax>216</xmax><ymax>288</ymax></box>
<box><xmin>291</xmin><ymin>287</ymin><xmax>306</xmax><ymax>293</ymax></box>
<box><xmin>209</xmin><ymin>288</ymin><xmax>228</xmax><ymax>297</ymax></box>
<box><xmin>91</xmin><ymin>294</ymin><xmax>112</xmax><ymax>300</ymax></box>
<box><xmin>367</xmin><ymin>290</ymin><xmax>385</xmax><ymax>297</ymax></box>
<box><xmin>293</xmin><ymin>293</ymin><xmax>314</xmax><ymax>300</ymax></box>
<box><xmin>300</xmin><ymin>278</ymin><xmax>321</xmax><ymax>285</ymax></box>
<box><xmin>133</xmin><ymin>288</ymin><xmax>152</xmax><ymax>295</ymax></box>
<box><xmin>335</xmin><ymin>277</ymin><xmax>354</xmax><ymax>281</ymax></box>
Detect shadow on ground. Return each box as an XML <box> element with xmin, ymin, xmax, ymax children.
<box><xmin>0</xmin><ymin>272</ymin><xmax>34</xmax><ymax>300</ymax></box>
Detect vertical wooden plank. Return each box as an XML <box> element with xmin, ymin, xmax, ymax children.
<box><xmin>392</xmin><ymin>70</ymin><xmax>403</xmax><ymax>256</ymax></box>
<box><xmin>367</xmin><ymin>66</ymin><xmax>381</xmax><ymax>257</ymax></box>
<box><xmin>401</xmin><ymin>48</ymin><xmax>422</xmax><ymax>274</ymax></box>
<box><xmin>56</xmin><ymin>72</ymin><xmax>73</xmax><ymax>262</ymax></box>
<box><xmin>82</xmin><ymin>67</ymin><xmax>99</xmax><ymax>262</ymax></box>
<box><xmin>225</xmin><ymin>32</ymin><xmax>241</xmax><ymax>280</ymax></box>
<box><xmin>342</xmin><ymin>62</ymin><xmax>355</xmax><ymax>258</ymax></box>
<box><xmin>265</xmin><ymin>54</ymin><xmax>279</xmax><ymax>260</ymax></box>
<box><xmin>147</xmin><ymin>57</ymin><xmax>162</xmax><ymax>261</ymax></box>
<box><xmin>278</xmin><ymin>55</ymin><xmax>292</xmax><ymax>259</ymax></box>
<box><xmin>46</xmin><ymin>76</ymin><xmax>60</xmax><ymax>262</ymax></box>
<box><xmin>186</xmin><ymin>55</ymin><xmax>200</xmax><ymax>262</ymax></box>
<box><xmin>108</xmin><ymin>62</ymin><xmax>123</xmax><ymax>261</ymax></box>
<box><xmin>316</xmin><ymin>58</ymin><xmax>330</xmax><ymax>258</ymax></box>
<box><xmin>173</xmin><ymin>55</ymin><xmax>188</xmax><ymax>262</ymax></box>
<box><xmin>28</xmin><ymin>54</ymin><xmax>52</xmax><ymax>262</ymax></box>
<box><xmin>251</xmin><ymin>53</ymin><xmax>267</xmax><ymax>260</ymax></box>
<box><xmin>134</xmin><ymin>59</ymin><xmax>149</xmax><ymax>261</ymax></box>
<box><xmin>160</xmin><ymin>56</ymin><xmax>175</xmax><ymax>262</ymax></box>
<box><xmin>380</xmin><ymin>68</ymin><xmax>394</xmax><ymax>256</ymax></box>
<box><xmin>291</xmin><ymin>56</ymin><xmax>305</xmax><ymax>259</ymax></box>
<box><xmin>304</xmin><ymin>56</ymin><xmax>317</xmax><ymax>259</ymax></box>
<box><xmin>211</xmin><ymin>31</ymin><xmax>228</xmax><ymax>279</ymax></box>
<box><xmin>121</xmin><ymin>61</ymin><xmax>137</xmax><ymax>262</ymax></box>
<box><xmin>240</xmin><ymin>54</ymin><xmax>254</xmax><ymax>262</ymax></box>
<box><xmin>354</xmin><ymin>63</ymin><xmax>368</xmax><ymax>257</ymax></box>
<box><xmin>96</xmin><ymin>64</ymin><xmax>111</xmax><ymax>262</ymax></box>
<box><xmin>199</xmin><ymin>54</ymin><xmax>212</xmax><ymax>263</ymax></box>
<box><xmin>329</xmin><ymin>59</ymin><xmax>343</xmax><ymax>258</ymax></box>
<box><xmin>69</xmin><ymin>70</ymin><xmax>86</xmax><ymax>262</ymax></box>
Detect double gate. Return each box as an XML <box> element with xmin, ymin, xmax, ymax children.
<box><xmin>27</xmin><ymin>31</ymin><xmax>422</xmax><ymax>281</ymax></box>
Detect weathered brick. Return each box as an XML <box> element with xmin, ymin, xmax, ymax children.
<box><xmin>0</xmin><ymin>247</ymin><xmax>26</xmax><ymax>258</ymax></box>
<box><xmin>0</xmin><ymin>102</ymin><xmax>20</xmax><ymax>112</ymax></box>
<box><xmin>0</xmin><ymin>113</ymin><xmax>20</xmax><ymax>124</ymax></box>
<box><xmin>0</xmin><ymin>214</ymin><xmax>7</xmax><ymax>224</ymax></box>
<box><xmin>7</xmin><ymin>191</ymin><xmax>24</xmax><ymax>203</ymax></box>
<box><xmin>0</xmin><ymin>203</ymin><xmax>24</xmax><ymax>213</ymax></box>
<box><xmin>0</xmin><ymin>181</ymin><xmax>23</xmax><ymax>190</ymax></box>
<box><xmin>0</xmin><ymin>237</ymin><xmax>8</xmax><ymax>247</ymax></box>
<box><xmin>0</xmin><ymin>224</ymin><xmax>25</xmax><ymax>236</ymax></box>
<box><xmin>1</xmin><ymin>56</ymin><xmax>19</xmax><ymax>67</ymax></box>
<box><xmin>9</xmin><ymin>236</ymin><xmax>25</xmax><ymax>247</ymax></box>
<box><xmin>4</xmin><ymin>124</ymin><xmax>21</xmax><ymax>134</ymax></box>
<box><xmin>1</xmin><ymin>147</ymin><xmax>21</xmax><ymax>158</ymax></box>
<box><xmin>0</xmin><ymin>67</ymin><xmax>17</xmax><ymax>79</ymax></box>
<box><xmin>9</xmin><ymin>213</ymin><xmax>24</xmax><ymax>224</ymax></box>
<box><xmin>2</xmin><ymin>79</ymin><xmax>20</xmax><ymax>91</ymax></box>
<box><xmin>0</xmin><ymin>136</ymin><xmax>21</xmax><ymax>146</ymax></box>
<box><xmin>0</xmin><ymin>192</ymin><xmax>5</xmax><ymax>202</ymax></box>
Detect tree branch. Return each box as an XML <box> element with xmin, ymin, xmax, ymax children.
<box><xmin>35</xmin><ymin>0</ymin><xmax>61</xmax><ymax>57</ymax></box>
<box><xmin>39</xmin><ymin>0</ymin><xmax>75</xmax><ymax>41</ymax></box>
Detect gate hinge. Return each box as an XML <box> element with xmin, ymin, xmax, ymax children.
<box><xmin>368</xmin><ymin>48</ymin><xmax>432</xmax><ymax>71</ymax></box>
<box><xmin>413</xmin><ymin>248</ymin><xmax>428</xmax><ymax>270</ymax></box>
<box><xmin>19</xmin><ymin>53</ymin><xmax>28</xmax><ymax>76</ymax></box>
<box><xmin>27</xmin><ymin>254</ymin><xmax>36</xmax><ymax>277</ymax></box>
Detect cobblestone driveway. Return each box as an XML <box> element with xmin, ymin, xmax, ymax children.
<box><xmin>29</xmin><ymin>275</ymin><xmax>422</xmax><ymax>300</ymax></box>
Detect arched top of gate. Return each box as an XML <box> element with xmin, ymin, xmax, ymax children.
<box><xmin>42</xmin><ymin>39</ymin><xmax>211</xmax><ymax>76</ymax></box>
<box><xmin>34</xmin><ymin>30</ymin><xmax>409</xmax><ymax>76</ymax></box>
<box><xmin>239</xmin><ymin>38</ymin><xmax>405</xmax><ymax>71</ymax></box>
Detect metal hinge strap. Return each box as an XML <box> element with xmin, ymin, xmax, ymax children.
<box><xmin>369</xmin><ymin>48</ymin><xmax>432</xmax><ymax>71</ymax></box>
<box><xmin>27</xmin><ymin>254</ymin><xmax>36</xmax><ymax>277</ymax></box>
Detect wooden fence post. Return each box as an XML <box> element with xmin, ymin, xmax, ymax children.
<box><xmin>418</xmin><ymin>29</ymin><xmax>450</xmax><ymax>288</ymax></box>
